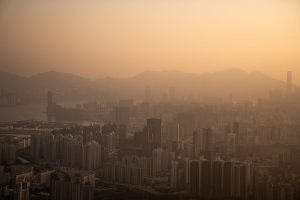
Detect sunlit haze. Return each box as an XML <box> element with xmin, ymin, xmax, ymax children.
<box><xmin>1</xmin><ymin>1</ymin><xmax>300</xmax><ymax>200</ymax></box>
<box><xmin>0</xmin><ymin>0</ymin><xmax>299</xmax><ymax>83</ymax></box>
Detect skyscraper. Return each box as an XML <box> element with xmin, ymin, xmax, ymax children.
<box><xmin>102</xmin><ymin>131</ymin><xmax>117</xmax><ymax>157</ymax></box>
<box><xmin>224</xmin><ymin>161</ymin><xmax>234</xmax><ymax>197</ymax></box>
<box><xmin>170</xmin><ymin>158</ymin><xmax>189</xmax><ymax>190</ymax></box>
<box><xmin>200</xmin><ymin>159</ymin><xmax>211</xmax><ymax>197</ymax></box>
<box><xmin>233</xmin><ymin>163</ymin><xmax>249</xmax><ymax>200</ymax></box>
<box><xmin>193</xmin><ymin>130</ymin><xmax>202</xmax><ymax>159</ymax></box>
<box><xmin>193</xmin><ymin>128</ymin><xmax>213</xmax><ymax>159</ymax></box>
<box><xmin>189</xmin><ymin>160</ymin><xmax>200</xmax><ymax>196</ymax></box>
<box><xmin>83</xmin><ymin>141</ymin><xmax>102</xmax><ymax>170</ymax></box>
<box><xmin>152</xmin><ymin>148</ymin><xmax>175</xmax><ymax>177</ymax></box>
<box><xmin>212</xmin><ymin>160</ymin><xmax>224</xmax><ymax>195</ymax></box>
<box><xmin>146</xmin><ymin>118</ymin><xmax>162</xmax><ymax>151</ymax></box>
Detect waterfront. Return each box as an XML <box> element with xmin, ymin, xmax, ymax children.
<box><xmin>0</xmin><ymin>101</ymin><xmax>83</xmax><ymax>122</ymax></box>
<box><xmin>0</xmin><ymin>103</ymin><xmax>47</xmax><ymax>122</ymax></box>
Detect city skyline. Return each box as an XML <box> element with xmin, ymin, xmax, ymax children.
<box><xmin>1</xmin><ymin>1</ymin><xmax>300</xmax><ymax>200</ymax></box>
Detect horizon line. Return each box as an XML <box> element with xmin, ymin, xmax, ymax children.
<box><xmin>0</xmin><ymin>67</ymin><xmax>291</xmax><ymax>82</ymax></box>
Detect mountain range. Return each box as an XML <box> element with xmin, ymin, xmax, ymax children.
<box><xmin>0</xmin><ymin>68</ymin><xmax>287</xmax><ymax>103</ymax></box>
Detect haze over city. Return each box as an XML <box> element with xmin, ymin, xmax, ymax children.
<box><xmin>1</xmin><ymin>1</ymin><xmax>300</xmax><ymax>200</ymax></box>
<box><xmin>0</xmin><ymin>0</ymin><xmax>300</xmax><ymax>83</ymax></box>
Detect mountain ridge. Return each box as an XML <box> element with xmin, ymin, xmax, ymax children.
<box><xmin>0</xmin><ymin>69</ymin><xmax>288</xmax><ymax>102</ymax></box>
<box><xmin>0</xmin><ymin>69</ymin><xmax>288</xmax><ymax>83</ymax></box>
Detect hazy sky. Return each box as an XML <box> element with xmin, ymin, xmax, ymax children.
<box><xmin>0</xmin><ymin>0</ymin><xmax>299</xmax><ymax>83</ymax></box>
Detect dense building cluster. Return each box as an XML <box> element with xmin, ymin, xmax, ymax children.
<box><xmin>0</xmin><ymin>135</ymin><xmax>30</xmax><ymax>165</ymax></box>
<box><xmin>50</xmin><ymin>170</ymin><xmax>95</xmax><ymax>200</ymax></box>
<box><xmin>31</xmin><ymin>130</ymin><xmax>101</xmax><ymax>170</ymax></box>
<box><xmin>1</xmin><ymin>71</ymin><xmax>300</xmax><ymax>200</ymax></box>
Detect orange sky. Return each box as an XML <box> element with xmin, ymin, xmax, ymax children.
<box><xmin>0</xmin><ymin>0</ymin><xmax>299</xmax><ymax>83</ymax></box>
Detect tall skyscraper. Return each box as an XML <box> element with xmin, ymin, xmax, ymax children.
<box><xmin>170</xmin><ymin>158</ymin><xmax>189</xmax><ymax>190</ymax></box>
<box><xmin>170</xmin><ymin>160</ymin><xmax>179</xmax><ymax>189</ymax></box>
<box><xmin>152</xmin><ymin>148</ymin><xmax>175</xmax><ymax>177</ymax></box>
<box><xmin>233</xmin><ymin>163</ymin><xmax>249</xmax><ymax>200</ymax></box>
<box><xmin>102</xmin><ymin>131</ymin><xmax>117</xmax><ymax>158</ymax></box>
<box><xmin>193</xmin><ymin>128</ymin><xmax>213</xmax><ymax>159</ymax></box>
<box><xmin>189</xmin><ymin>160</ymin><xmax>200</xmax><ymax>196</ymax></box>
<box><xmin>287</xmin><ymin>71</ymin><xmax>293</xmax><ymax>94</ymax></box>
<box><xmin>224</xmin><ymin>161</ymin><xmax>234</xmax><ymax>197</ymax></box>
<box><xmin>83</xmin><ymin>141</ymin><xmax>102</xmax><ymax>170</ymax></box>
<box><xmin>193</xmin><ymin>130</ymin><xmax>202</xmax><ymax>159</ymax></box>
<box><xmin>146</xmin><ymin>118</ymin><xmax>162</xmax><ymax>151</ymax></box>
<box><xmin>200</xmin><ymin>159</ymin><xmax>212</xmax><ymax>197</ymax></box>
<box><xmin>212</xmin><ymin>160</ymin><xmax>224</xmax><ymax>195</ymax></box>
